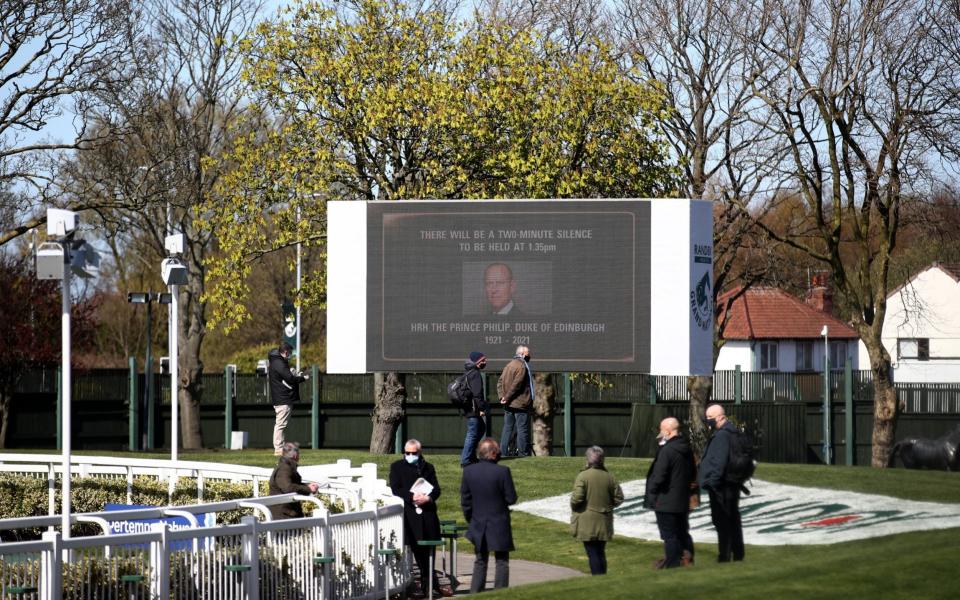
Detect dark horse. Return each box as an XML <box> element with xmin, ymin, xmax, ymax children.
<box><xmin>889</xmin><ymin>424</ymin><xmax>960</xmax><ymax>470</ymax></box>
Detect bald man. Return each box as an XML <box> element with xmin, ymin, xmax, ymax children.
<box><xmin>484</xmin><ymin>263</ymin><xmax>517</xmax><ymax>315</ymax></box>
<box><xmin>698</xmin><ymin>404</ymin><xmax>745</xmax><ymax>562</ymax></box>
<box><xmin>644</xmin><ymin>417</ymin><xmax>697</xmax><ymax>568</ymax></box>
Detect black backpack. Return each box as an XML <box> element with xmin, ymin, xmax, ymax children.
<box><xmin>725</xmin><ymin>428</ymin><xmax>757</xmax><ymax>484</ymax></box>
<box><xmin>447</xmin><ymin>374</ymin><xmax>471</xmax><ymax>412</ymax></box>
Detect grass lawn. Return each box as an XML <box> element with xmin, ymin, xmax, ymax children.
<box><xmin>58</xmin><ymin>448</ymin><xmax>960</xmax><ymax>599</ymax></box>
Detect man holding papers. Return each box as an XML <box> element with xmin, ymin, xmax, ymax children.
<box><xmin>389</xmin><ymin>439</ymin><xmax>454</xmax><ymax>598</ymax></box>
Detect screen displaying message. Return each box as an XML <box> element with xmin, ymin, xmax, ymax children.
<box><xmin>365</xmin><ymin>201</ymin><xmax>651</xmax><ymax>371</ymax></box>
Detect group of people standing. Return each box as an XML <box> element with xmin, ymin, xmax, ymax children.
<box><xmin>267</xmin><ymin>340</ymin><xmax>747</xmax><ymax>596</ymax></box>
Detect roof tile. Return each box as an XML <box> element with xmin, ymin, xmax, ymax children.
<box><xmin>717</xmin><ymin>286</ymin><xmax>858</xmax><ymax>340</ymax></box>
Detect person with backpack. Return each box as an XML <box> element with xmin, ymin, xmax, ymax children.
<box><xmin>459</xmin><ymin>351</ymin><xmax>489</xmax><ymax>467</ymax></box>
<box><xmin>699</xmin><ymin>403</ymin><xmax>746</xmax><ymax>562</ymax></box>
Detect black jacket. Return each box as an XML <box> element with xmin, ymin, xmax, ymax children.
<box><xmin>268</xmin><ymin>348</ymin><xmax>306</xmax><ymax>406</ymax></box>
<box><xmin>699</xmin><ymin>421</ymin><xmax>737</xmax><ymax>491</ymax></box>
<box><xmin>460</xmin><ymin>459</ymin><xmax>517</xmax><ymax>551</ymax></box>
<box><xmin>463</xmin><ymin>360</ymin><xmax>488</xmax><ymax>417</ymax></box>
<box><xmin>644</xmin><ymin>434</ymin><xmax>696</xmax><ymax>513</ymax></box>
<box><xmin>268</xmin><ymin>457</ymin><xmax>313</xmax><ymax>519</ymax></box>
<box><xmin>389</xmin><ymin>456</ymin><xmax>442</xmax><ymax>543</ymax></box>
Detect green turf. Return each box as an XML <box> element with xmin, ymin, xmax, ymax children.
<box><xmin>47</xmin><ymin>448</ymin><xmax>960</xmax><ymax>599</ymax></box>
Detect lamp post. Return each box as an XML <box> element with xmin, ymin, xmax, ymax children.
<box><xmin>127</xmin><ymin>292</ymin><xmax>172</xmax><ymax>450</ymax></box>
<box><xmin>36</xmin><ymin>208</ymin><xmax>100</xmax><ymax>538</ymax></box>
<box><xmin>161</xmin><ymin>234</ymin><xmax>188</xmax><ymax>462</ymax></box>
<box><xmin>821</xmin><ymin>324</ymin><xmax>831</xmax><ymax>465</ymax></box>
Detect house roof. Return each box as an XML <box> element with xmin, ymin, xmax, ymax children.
<box><xmin>886</xmin><ymin>262</ymin><xmax>960</xmax><ymax>298</ymax></box>
<box><xmin>717</xmin><ymin>286</ymin><xmax>859</xmax><ymax>340</ymax></box>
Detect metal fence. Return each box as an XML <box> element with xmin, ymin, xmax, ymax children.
<box><xmin>0</xmin><ymin>456</ymin><xmax>409</xmax><ymax>600</ymax></box>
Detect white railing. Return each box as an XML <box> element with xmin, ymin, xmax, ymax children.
<box><xmin>0</xmin><ymin>454</ymin><xmax>389</xmax><ymax>513</ymax></box>
<box><xmin>0</xmin><ymin>455</ymin><xmax>410</xmax><ymax>600</ymax></box>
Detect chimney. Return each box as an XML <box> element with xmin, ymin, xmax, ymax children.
<box><xmin>806</xmin><ymin>272</ymin><xmax>833</xmax><ymax>314</ymax></box>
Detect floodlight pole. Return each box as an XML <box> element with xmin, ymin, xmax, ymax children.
<box><xmin>170</xmin><ymin>284</ymin><xmax>179</xmax><ymax>462</ymax></box>
<box><xmin>296</xmin><ymin>204</ymin><xmax>302</xmax><ymax>372</ymax></box>
<box><xmin>60</xmin><ymin>252</ymin><xmax>72</xmax><ymax>538</ymax></box>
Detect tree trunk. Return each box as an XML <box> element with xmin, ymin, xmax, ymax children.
<box><xmin>370</xmin><ymin>371</ymin><xmax>405</xmax><ymax>453</ymax></box>
<box><xmin>177</xmin><ymin>272</ymin><xmax>205</xmax><ymax>450</ymax></box>
<box><xmin>867</xmin><ymin>347</ymin><xmax>900</xmax><ymax>467</ymax></box>
<box><xmin>686</xmin><ymin>374</ymin><xmax>712</xmax><ymax>460</ymax></box>
<box><xmin>532</xmin><ymin>373</ymin><xmax>555</xmax><ymax>456</ymax></box>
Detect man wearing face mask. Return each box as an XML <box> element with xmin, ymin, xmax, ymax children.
<box><xmin>497</xmin><ymin>345</ymin><xmax>534</xmax><ymax>457</ymax></box>
<box><xmin>644</xmin><ymin>417</ymin><xmax>696</xmax><ymax>568</ymax></box>
<box><xmin>699</xmin><ymin>404</ymin><xmax>745</xmax><ymax>562</ymax></box>
<box><xmin>389</xmin><ymin>439</ymin><xmax>453</xmax><ymax>598</ymax></box>
<box><xmin>460</xmin><ymin>351</ymin><xmax>489</xmax><ymax>467</ymax></box>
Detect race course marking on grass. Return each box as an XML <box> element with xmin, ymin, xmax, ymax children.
<box><xmin>513</xmin><ymin>479</ymin><xmax>960</xmax><ymax>545</ymax></box>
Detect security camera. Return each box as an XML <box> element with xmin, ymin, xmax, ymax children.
<box><xmin>161</xmin><ymin>257</ymin><xmax>188</xmax><ymax>285</ymax></box>
<box><xmin>47</xmin><ymin>209</ymin><xmax>78</xmax><ymax>237</ymax></box>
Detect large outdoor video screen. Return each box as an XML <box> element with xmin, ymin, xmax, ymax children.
<box><xmin>365</xmin><ymin>201</ymin><xmax>651</xmax><ymax>372</ymax></box>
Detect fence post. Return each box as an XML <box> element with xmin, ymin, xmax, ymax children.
<box><xmin>823</xmin><ymin>354</ymin><xmax>832</xmax><ymax>464</ymax></box>
<box><xmin>240</xmin><ymin>516</ymin><xmax>259</xmax><ymax>599</ymax></box>
<box><xmin>734</xmin><ymin>365</ymin><xmax>742</xmax><ymax>404</ymax></box>
<box><xmin>845</xmin><ymin>357</ymin><xmax>854</xmax><ymax>466</ymax></box>
<box><xmin>312</xmin><ymin>365</ymin><xmax>320</xmax><ymax>449</ymax></box>
<box><xmin>129</xmin><ymin>356</ymin><xmax>139</xmax><ymax>451</ymax></box>
<box><xmin>563</xmin><ymin>373</ymin><xmax>572</xmax><ymax>457</ymax></box>
<box><xmin>41</xmin><ymin>530</ymin><xmax>62</xmax><ymax>600</ymax></box>
<box><xmin>224</xmin><ymin>364</ymin><xmax>234</xmax><ymax>449</ymax></box>
<box><xmin>150</xmin><ymin>523</ymin><xmax>170</xmax><ymax>600</ymax></box>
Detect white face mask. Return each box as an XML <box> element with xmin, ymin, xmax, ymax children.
<box><xmin>405</xmin><ymin>453</ymin><xmax>419</xmax><ymax>464</ymax></box>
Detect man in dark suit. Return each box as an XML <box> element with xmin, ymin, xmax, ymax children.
<box><xmin>644</xmin><ymin>417</ymin><xmax>697</xmax><ymax>568</ymax></box>
<box><xmin>268</xmin><ymin>442</ymin><xmax>319</xmax><ymax>519</ymax></box>
<box><xmin>460</xmin><ymin>437</ymin><xmax>518</xmax><ymax>593</ymax></box>
<box><xmin>389</xmin><ymin>439</ymin><xmax>453</xmax><ymax>598</ymax></box>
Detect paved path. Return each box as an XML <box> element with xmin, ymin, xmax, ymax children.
<box><xmin>430</xmin><ymin>551</ymin><xmax>584</xmax><ymax>595</ymax></box>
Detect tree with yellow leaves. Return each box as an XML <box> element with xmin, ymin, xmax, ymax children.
<box><xmin>203</xmin><ymin>0</ymin><xmax>678</xmax><ymax>451</ymax></box>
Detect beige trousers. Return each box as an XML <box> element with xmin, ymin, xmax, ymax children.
<box><xmin>273</xmin><ymin>404</ymin><xmax>293</xmax><ymax>453</ymax></box>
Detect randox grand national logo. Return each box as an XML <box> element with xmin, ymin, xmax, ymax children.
<box><xmin>513</xmin><ymin>479</ymin><xmax>960</xmax><ymax>545</ymax></box>
<box><xmin>690</xmin><ymin>270</ymin><xmax>712</xmax><ymax>331</ymax></box>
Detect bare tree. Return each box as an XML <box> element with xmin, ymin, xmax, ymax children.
<box><xmin>61</xmin><ymin>0</ymin><xmax>265</xmax><ymax>449</ymax></box>
<box><xmin>741</xmin><ymin>0</ymin><xmax>960</xmax><ymax>466</ymax></box>
<box><xmin>0</xmin><ymin>0</ymin><xmax>134</xmax><ymax>245</ymax></box>
<box><xmin>615</xmin><ymin>0</ymin><xmax>783</xmax><ymax>451</ymax></box>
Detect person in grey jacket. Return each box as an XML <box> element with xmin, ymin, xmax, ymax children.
<box><xmin>268</xmin><ymin>442</ymin><xmax>318</xmax><ymax>519</ymax></box>
<box><xmin>698</xmin><ymin>404</ymin><xmax>745</xmax><ymax>562</ymax></box>
<box><xmin>645</xmin><ymin>418</ymin><xmax>696</xmax><ymax>568</ymax></box>
<box><xmin>460</xmin><ymin>351</ymin><xmax>489</xmax><ymax>467</ymax></box>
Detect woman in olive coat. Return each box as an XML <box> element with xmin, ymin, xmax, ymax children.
<box><xmin>570</xmin><ymin>445</ymin><xmax>625</xmax><ymax>575</ymax></box>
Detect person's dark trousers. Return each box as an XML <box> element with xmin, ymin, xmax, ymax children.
<box><xmin>410</xmin><ymin>544</ymin><xmax>440</xmax><ymax>592</ymax></box>
<box><xmin>470</xmin><ymin>539</ymin><xmax>509</xmax><ymax>593</ymax></box>
<box><xmin>460</xmin><ymin>416</ymin><xmax>486</xmax><ymax>466</ymax></box>
<box><xmin>655</xmin><ymin>511</ymin><xmax>687</xmax><ymax>568</ymax></box>
<box><xmin>680</xmin><ymin>512</ymin><xmax>695</xmax><ymax>563</ymax></box>
<box><xmin>500</xmin><ymin>409</ymin><xmax>518</xmax><ymax>455</ymax></box>
<box><xmin>514</xmin><ymin>410</ymin><xmax>530</xmax><ymax>457</ymax></box>
<box><xmin>582</xmin><ymin>540</ymin><xmax>607</xmax><ymax>575</ymax></box>
<box><xmin>708</xmin><ymin>484</ymin><xmax>744</xmax><ymax>562</ymax></box>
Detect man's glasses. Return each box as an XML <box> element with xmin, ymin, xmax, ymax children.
<box><xmin>404</xmin><ymin>451</ymin><xmax>418</xmax><ymax>456</ymax></box>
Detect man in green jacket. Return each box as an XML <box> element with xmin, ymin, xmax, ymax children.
<box><xmin>570</xmin><ymin>445</ymin><xmax>625</xmax><ymax>575</ymax></box>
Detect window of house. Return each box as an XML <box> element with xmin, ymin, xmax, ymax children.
<box><xmin>758</xmin><ymin>341</ymin><xmax>778</xmax><ymax>371</ymax></box>
<box><xmin>829</xmin><ymin>341</ymin><xmax>848</xmax><ymax>370</ymax></box>
<box><xmin>796</xmin><ymin>341</ymin><xmax>815</xmax><ymax>371</ymax></box>
<box><xmin>898</xmin><ymin>338</ymin><xmax>930</xmax><ymax>361</ymax></box>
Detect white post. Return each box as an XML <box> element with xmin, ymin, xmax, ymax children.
<box><xmin>822</xmin><ymin>325</ymin><xmax>831</xmax><ymax>465</ymax></box>
<box><xmin>61</xmin><ymin>262</ymin><xmax>71</xmax><ymax>538</ymax></box>
<box><xmin>296</xmin><ymin>204</ymin><xmax>302</xmax><ymax>372</ymax></box>
<box><xmin>170</xmin><ymin>283</ymin><xmax>179</xmax><ymax>462</ymax></box>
